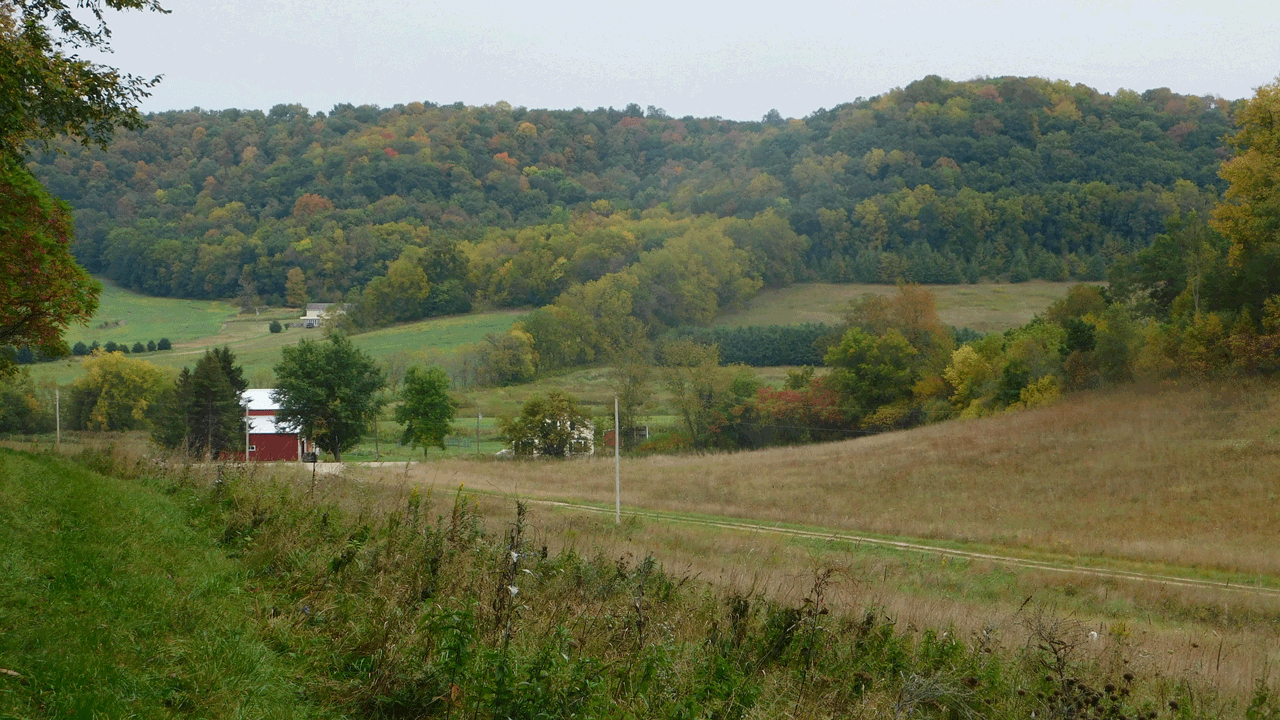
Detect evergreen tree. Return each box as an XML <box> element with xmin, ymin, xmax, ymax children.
<box><xmin>153</xmin><ymin>346</ymin><xmax>246</xmax><ymax>458</ymax></box>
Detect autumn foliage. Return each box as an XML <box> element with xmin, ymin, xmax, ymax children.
<box><xmin>0</xmin><ymin>156</ymin><xmax>99</xmax><ymax>369</ymax></box>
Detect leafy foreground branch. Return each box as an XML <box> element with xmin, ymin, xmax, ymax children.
<box><xmin>7</xmin><ymin>446</ymin><xmax>1280</xmax><ymax>719</ymax></box>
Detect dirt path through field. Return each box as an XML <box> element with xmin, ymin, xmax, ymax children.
<box><xmin>514</xmin><ymin>497</ymin><xmax>1280</xmax><ymax>599</ymax></box>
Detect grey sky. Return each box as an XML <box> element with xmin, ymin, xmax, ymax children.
<box><xmin>89</xmin><ymin>0</ymin><xmax>1279</xmax><ymax>120</ymax></box>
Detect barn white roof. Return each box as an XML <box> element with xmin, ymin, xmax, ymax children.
<box><xmin>247</xmin><ymin>415</ymin><xmax>299</xmax><ymax>435</ymax></box>
<box><xmin>242</xmin><ymin>388</ymin><xmax>280</xmax><ymax>412</ymax></box>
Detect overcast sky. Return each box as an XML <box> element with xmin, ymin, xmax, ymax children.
<box><xmin>87</xmin><ymin>0</ymin><xmax>1280</xmax><ymax>121</ymax></box>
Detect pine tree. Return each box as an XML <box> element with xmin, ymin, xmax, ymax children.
<box><xmin>153</xmin><ymin>346</ymin><xmax>246</xmax><ymax>458</ymax></box>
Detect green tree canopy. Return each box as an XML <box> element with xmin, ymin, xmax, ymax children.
<box><xmin>0</xmin><ymin>0</ymin><xmax>163</xmax><ymax>156</ymax></box>
<box><xmin>823</xmin><ymin>327</ymin><xmax>919</xmax><ymax>424</ymax></box>
<box><xmin>68</xmin><ymin>350</ymin><xmax>168</xmax><ymax>431</ymax></box>
<box><xmin>0</xmin><ymin>368</ymin><xmax>54</xmax><ymax>433</ymax></box>
<box><xmin>394</xmin><ymin>365</ymin><xmax>458</xmax><ymax>457</ymax></box>
<box><xmin>1</xmin><ymin>0</ymin><xmax>163</xmax><ymax>374</ymax></box>
<box><xmin>0</xmin><ymin>156</ymin><xmax>99</xmax><ymax>375</ymax></box>
<box><xmin>498</xmin><ymin>390</ymin><xmax>591</xmax><ymax>458</ymax></box>
<box><xmin>24</xmin><ymin>75</ymin><xmax>1236</xmax><ymax>310</ymax></box>
<box><xmin>153</xmin><ymin>346</ymin><xmax>247</xmax><ymax>458</ymax></box>
<box><xmin>606</xmin><ymin>334</ymin><xmax>654</xmax><ymax>450</ymax></box>
<box><xmin>273</xmin><ymin>334</ymin><xmax>386</xmax><ymax>461</ymax></box>
<box><xmin>660</xmin><ymin>340</ymin><xmax>759</xmax><ymax>451</ymax></box>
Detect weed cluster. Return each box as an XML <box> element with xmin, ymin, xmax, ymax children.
<box><xmin>186</xmin><ymin>457</ymin><xmax>1278</xmax><ymax>718</ymax></box>
<box><xmin>8</xmin><ymin>442</ymin><xmax>1277</xmax><ymax>718</ymax></box>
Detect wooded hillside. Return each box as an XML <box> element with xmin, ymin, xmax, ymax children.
<box><xmin>25</xmin><ymin>75</ymin><xmax>1236</xmax><ymax>312</ymax></box>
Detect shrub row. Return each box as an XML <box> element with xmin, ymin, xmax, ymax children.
<box><xmin>4</xmin><ymin>338</ymin><xmax>174</xmax><ymax>366</ymax></box>
<box><xmin>664</xmin><ymin>323</ymin><xmax>835</xmax><ymax>366</ymax></box>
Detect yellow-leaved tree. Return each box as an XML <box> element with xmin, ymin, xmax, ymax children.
<box><xmin>69</xmin><ymin>351</ymin><xmax>169</xmax><ymax>431</ymax></box>
<box><xmin>1213</xmin><ymin>78</ymin><xmax>1280</xmax><ymax>264</ymax></box>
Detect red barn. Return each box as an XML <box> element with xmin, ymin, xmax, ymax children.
<box><xmin>243</xmin><ymin>389</ymin><xmax>314</xmax><ymax>462</ymax></box>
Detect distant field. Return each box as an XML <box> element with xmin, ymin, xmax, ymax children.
<box><xmin>448</xmin><ymin>365</ymin><xmax>794</xmax><ymax>419</ymax></box>
<box><xmin>28</xmin><ymin>280</ymin><xmax>523</xmax><ymax>386</ymax></box>
<box><xmin>64</xmin><ymin>280</ymin><xmax>246</xmax><ymax>347</ymax></box>
<box><xmin>32</xmin><ymin>280</ymin><xmax>1074</xmax><ymax>387</ymax></box>
<box><xmin>348</xmin><ymin>310</ymin><xmax>524</xmax><ymax>365</ymax></box>
<box><xmin>715</xmin><ymin>281</ymin><xmax>1083</xmax><ymax>333</ymax></box>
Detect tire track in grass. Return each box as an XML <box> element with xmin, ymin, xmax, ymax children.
<box><xmin>531</xmin><ymin>498</ymin><xmax>1280</xmax><ymax>599</ymax></box>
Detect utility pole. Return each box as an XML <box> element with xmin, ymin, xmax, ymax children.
<box><xmin>55</xmin><ymin>386</ymin><xmax>60</xmax><ymax>450</ymax></box>
<box><xmin>614</xmin><ymin>394</ymin><xmax>620</xmax><ymax>525</ymax></box>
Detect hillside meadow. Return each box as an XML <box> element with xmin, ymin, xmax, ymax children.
<box><xmin>713</xmin><ymin>280</ymin><xmax>1080</xmax><ymax>333</ymax></box>
<box><xmin>61</xmin><ymin>280</ymin><xmax>247</xmax><ymax>348</ymax></box>
<box><xmin>355</xmin><ymin>379</ymin><xmax>1280</xmax><ymax>701</ymax></box>
<box><xmin>28</xmin><ymin>278</ymin><xmax>1068</xmax><ymax>389</ymax></box>
<box><xmin>28</xmin><ymin>280</ymin><xmax>523</xmax><ymax>386</ymax></box>
<box><xmin>393</xmin><ymin>380</ymin><xmax>1280</xmax><ymax>577</ymax></box>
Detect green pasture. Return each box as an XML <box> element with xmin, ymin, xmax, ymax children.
<box><xmin>29</xmin><ymin>278</ymin><xmax>1076</xmax><ymax>390</ymax></box>
<box><xmin>64</xmin><ymin>280</ymin><xmax>246</xmax><ymax>348</ymax></box>
<box><xmin>347</xmin><ymin>309</ymin><xmax>524</xmax><ymax>364</ymax></box>
<box><xmin>27</xmin><ymin>279</ymin><xmax>524</xmax><ymax>386</ymax></box>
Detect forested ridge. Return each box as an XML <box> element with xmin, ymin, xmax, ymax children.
<box><xmin>25</xmin><ymin>75</ymin><xmax>1236</xmax><ymax>316</ymax></box>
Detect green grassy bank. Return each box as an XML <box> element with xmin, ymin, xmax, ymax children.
<box><xmin>0</xmin><ymin>449</ymin><xmax>326</xmax><ymax>718</ymax></box>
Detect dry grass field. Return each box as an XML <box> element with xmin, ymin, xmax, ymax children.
<box><xmin>393</xmin><ymin>380</ymin><xmax>1280</xmax><ymax>577</ymax></box>
<box><xmin>350</xmin><ymin>380</ymin><xmax>1280</xmax><ymax>700</ymax></box>
<box><xmin>509</xmin><ymin>499</ymin><xmax>1280</xmax><ymax>703</ymax></box>
<box><xmin>17</xmin><ymin>377</ymin><xmax>1280</xmax><ymax>703</ymax></box>
<box><xmin>715</xmin><ymin>280</ymin><xmax>1082</xmax><ymax>333</ymax></box>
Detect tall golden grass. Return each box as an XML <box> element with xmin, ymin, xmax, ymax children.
<box><xmin>360</xmin><ymin>480</ymin><xmax>1280</xmax><ymax>702</ymax></box>
<box><xmin>365</xmin><ymin>380</ymin><xmax>1280</xmax><ymax>701</ymax></box>
<box><xmin>399</xmin><ymin>380</ymin><xmax>1280</xmax><ymax>576</ymax></box>
<box><xmin>16</xmin><ymin>379</ymin><xmax>1279</xmax><ymax>703</ymax></box>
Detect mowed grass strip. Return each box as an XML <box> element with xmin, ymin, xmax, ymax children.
<box><xmin>0</xmin><ymin>450</ymin><xmax>323</xmax><ymax>718</ymax></box>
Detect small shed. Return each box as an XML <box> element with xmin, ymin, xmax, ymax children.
<box><xmin>243</xmin><ymin>388</ymin><xmax>313</xmax><ymax>461</ymax></box>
